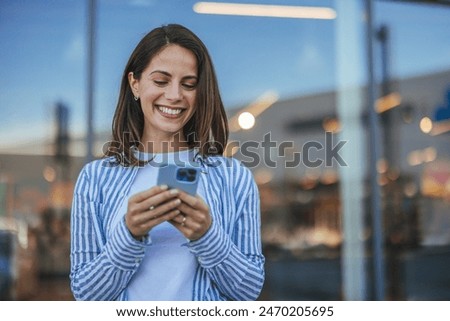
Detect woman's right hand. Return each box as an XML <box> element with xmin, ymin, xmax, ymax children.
<box><xmin>125</xmin><ymin>185</ymin><xmax>181</xmax><ymax>239</ymax></box>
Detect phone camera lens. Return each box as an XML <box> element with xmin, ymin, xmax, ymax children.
<box><xmin>176</xmin><ymin>168</ymin><xmax>197</xmax><ymax>182</ymax></box>
<box><xmin>176</xmin><ymin>169</ymin><xmax>186</xmax><ymax>181</ymax></box>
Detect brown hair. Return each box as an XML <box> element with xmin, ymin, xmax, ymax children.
<box><xmin>105</xmin><ymin>24</ymin><xmax>228</xmax><ymax>166</ymax></box>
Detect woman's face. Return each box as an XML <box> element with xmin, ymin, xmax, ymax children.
<box><xmin>129</xmin><ymin>44</ymin><xmax>198</xmax><ymax>145</ymax></box>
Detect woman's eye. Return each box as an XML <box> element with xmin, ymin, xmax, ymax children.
<box><xmin>182</xmin><ymin>83</ymin><xmax>197</xmax><ymax>90</ymax></box>
<box><xmin>153</xmin><ymin>80</ymin><xmax>168</xmax><ymax>86</ymax></box>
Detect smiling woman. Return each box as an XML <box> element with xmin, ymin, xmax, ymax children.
<box><xmin>128</xmin><ymin>45</ymin><xmax>199</xmax><ymax>150</ymax></box>
<box><xmin>106</xmin><ymin>24</ymin><xmax>228</xmax><ymax>166</ymax></box>
<box><xmin>70</xmin><ymin>23</ymin><xmax>265</xmax><ymax>301</ymax></box>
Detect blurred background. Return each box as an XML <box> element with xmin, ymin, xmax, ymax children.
<box><xmin>1</xmin><ymin>0</ymin><xmax>449</xmax><ymax>301</ymax></box>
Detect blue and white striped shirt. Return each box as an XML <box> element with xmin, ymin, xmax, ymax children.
<box><xmin>70</xmin><ymin>155</ymin><xmax>265</xmax><ymax>300</ymax></box>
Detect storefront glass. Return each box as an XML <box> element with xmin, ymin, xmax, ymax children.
<box><xmin>0</xmin><ymin>0</ymin><xmax>449</xmax><ymax>300</ymax></box>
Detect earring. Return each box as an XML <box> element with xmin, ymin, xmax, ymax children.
<box><xmin>134</xmin><ymin>96</ymin><xmax>139</xmax><ymax>101</ymax></box>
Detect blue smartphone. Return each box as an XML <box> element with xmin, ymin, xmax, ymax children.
<box><xmin>157</xmin><ymin>164</ymin><xmax>200</xmax><ymax>195</ymax></box>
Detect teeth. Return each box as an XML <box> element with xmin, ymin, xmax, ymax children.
<box><xmin>158</xmin><ymin>106</ymin><xmax>182</xmax><ymax>115</ymax></box>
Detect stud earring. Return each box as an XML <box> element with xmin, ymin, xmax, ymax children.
<box><xmin>134</xmin><ymin>96</ymin><xmax>139</xmax><ymax>101</ymax></box>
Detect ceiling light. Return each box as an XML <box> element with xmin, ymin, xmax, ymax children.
<box><xmin>229</xmin><ymin>91</ymin><xmax>278</xmax><ymax>132</ymax></box>
<box><xmin>238</xmin><ymin>112</ymin><xmax>256</xmax><ymax>130</ymax></box>
<box><xmin>193</xmin><ymin>2</ymin><xmax>336</xmax><ymax>20</ymax></box>
<box><xmin>419</xmin><ymin>117</ymin><xmax>433</xmax><ymax>134</ymax></box>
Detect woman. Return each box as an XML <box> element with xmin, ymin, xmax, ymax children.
<box><xmin>70</xmin><ymin>24</ymin><xmax>265</xmax><ymax>301</ymax></box>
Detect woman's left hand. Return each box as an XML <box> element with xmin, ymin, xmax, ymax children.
<box><xmin>170</xmin><ymin>191</ymin><xmax>211</xmax><ymax>241</ymax></box>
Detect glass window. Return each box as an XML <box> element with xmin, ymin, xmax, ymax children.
<box><xmin>373</xmin><ymin>0</ymin><xmax>450</xmax><ymax>300</ymax></box>
<box><xmin>1</xmin><ymin>0</ymin><xmax>449</xmax><ymax>301</ymax></box>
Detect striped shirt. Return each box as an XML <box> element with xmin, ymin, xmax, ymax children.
<box><xmin>70</xmin><ymin>155</ymin><xmax>265</xmax><ymax>300</ymax></box>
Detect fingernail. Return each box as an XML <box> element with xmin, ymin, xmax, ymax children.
<box><xmin>160</xmin><ymin>185</ymin><xmax>168</xmax><ymax>190</ymax></box>
<box><xmin>170</xmin><ymin>189</ymin><xmax>179</xmax><ymax>195</ymax></box>
<box><xmin>175</xmin><ymin>199</ymin><xmax>181</xmax><ymax>205</ymax></box>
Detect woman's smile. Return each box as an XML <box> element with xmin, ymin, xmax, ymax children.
<box><xmin>155</xmin><ymin>105</ymin><xmax>185</xmax><ymax>117</ymax></box>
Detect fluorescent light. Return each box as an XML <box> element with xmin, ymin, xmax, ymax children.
<box><xmin>375</xmin><ymin>92</ymin><xmax>402</xmax><ymax>113</ymax></box>
<box><xmin>193</xmin><ymin>2</ymin><xmax>336</xmax><ymax>20</ymax></box>
<box><xmin>429</xmin><ymin>119</ymin><xmax>450</xmax><ymax>136</ymax></box>
<box><xmin>245</xmin><ymin>90</ymin><xmax>279</xmax><ymax>117</ymax></box>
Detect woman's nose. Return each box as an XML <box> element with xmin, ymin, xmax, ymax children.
<box><xmin>165</xmin><ymin>84</ymin><xmax>182</xmax><ymax>100</ymax></box>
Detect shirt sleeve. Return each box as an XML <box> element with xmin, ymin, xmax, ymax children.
<box><xmin>70</xmin><ymin>164</ymin><xmax>147</xmax><ymax>300</ymax></box>
<box><xmin>187</xmin><ymin>162</ymin><xmax>265</xmax><ymax>300</ymax></box>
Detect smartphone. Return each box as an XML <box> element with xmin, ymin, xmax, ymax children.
<box><xmin>157</xmin><ymin>164</ymin><xmax>200</xmax><ymax>195</ymax></box>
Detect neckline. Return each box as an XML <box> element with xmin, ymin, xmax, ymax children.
<box><xmin>133</xmin><ymin>146</ymin><xmax>198</xmax><ymax>164</ymax></box>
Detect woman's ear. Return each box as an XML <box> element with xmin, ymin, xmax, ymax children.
<box><xmin>128</xmin><ymin>72</ymin><xmax>139</xmax><ymax>98</ymax></box>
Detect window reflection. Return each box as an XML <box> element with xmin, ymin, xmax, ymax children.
<box><xmin>0</xmin><ymin>0</ymin><xmax>449</xmax><ymax>300</ymax></box>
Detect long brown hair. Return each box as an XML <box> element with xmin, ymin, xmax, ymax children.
<box><xmin>105</xmin><ymin>24</ymin><xmax>228</xmax><ymax>166</ymax></box>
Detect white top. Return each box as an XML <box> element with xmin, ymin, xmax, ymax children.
<box><xmin>111</xmin><ymin>149</ymin><xmax>203</xmax><ymax>300</ymax></box>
